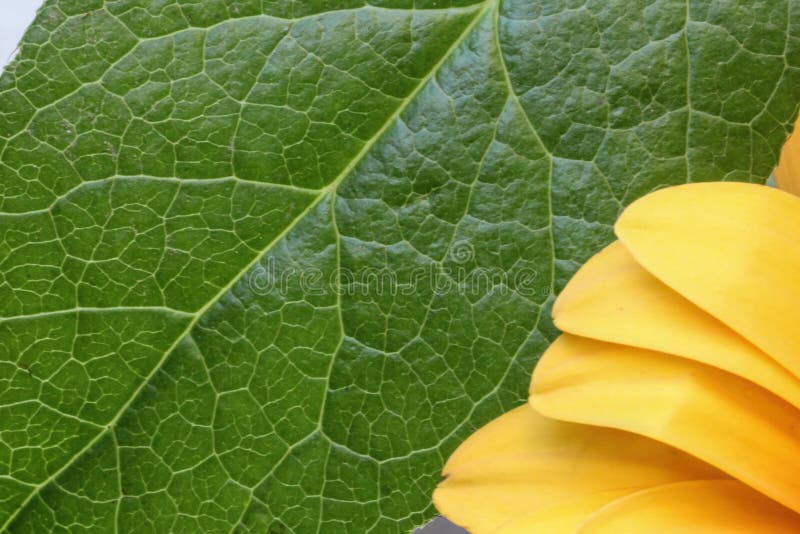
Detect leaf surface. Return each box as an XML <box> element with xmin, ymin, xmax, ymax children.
<box><xmin>1</xmin><ymin>0</ymin><xmax>798</xmax><ymax>531</ymax></box>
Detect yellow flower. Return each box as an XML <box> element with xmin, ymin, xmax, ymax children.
<box><xmin>434</xmin><ymin>181</ymin><xmax>800</xmax><ymax>532</ymax></box>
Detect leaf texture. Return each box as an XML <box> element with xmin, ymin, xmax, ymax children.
<box><xmin>0</xmin><ymin>0</ymin><xmax>799</xmax><ymax>531</ymax></box>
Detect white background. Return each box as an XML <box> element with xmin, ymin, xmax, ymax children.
<box><xmin>0</xmin><ymin>2</ymin><xmax>41</xmax><ymax>68</ymax></box>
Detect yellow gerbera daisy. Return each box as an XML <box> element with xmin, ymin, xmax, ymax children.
<box><xmin>434</xmin><ymin>177</ymin><xmax>800</xmax><ymax>532</ymax></box>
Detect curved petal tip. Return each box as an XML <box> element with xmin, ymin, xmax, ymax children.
<box><xmin>776</xmin><ymin>117</ymin><xmax>800</xmax><ymax>196</ymax></box>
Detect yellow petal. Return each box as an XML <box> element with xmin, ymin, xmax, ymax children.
<box><xmin>490</xmin><ymin>492</ymin><xmax>634</xmax><ymax>534</ymax></box>
<box><xmin>434</xmin><ymin>404</ymin><xmax>720</xmax><ymax>533</ymax></box>
<box><xmin>615</xmin><ymin>182</ymin><xmax>800</xmax><ymax>379</ymax></box>
<box><xmin>553</xmin><ymin>240</ymin><xmax>800</xmax><ymax>409</ymax></box>
<box><xmin>577</xmin><ymin>480</ymin><xmax>800</xmax><ymax>533</ymax></box>
<box><xmin>531</xmin><ymin>335</ymin><xmax>800</xmax><ymax>513</ymax></box>
<box><xmin>775</xmin><ymin>119</ymin><xmax>800</xmax><ymax>196</ymax></box>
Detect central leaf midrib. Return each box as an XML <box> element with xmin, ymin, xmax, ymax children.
<box><xmin>2</xmin><ymin>1</ymin><xmax>496</xmax><ymax>529</ymax></box>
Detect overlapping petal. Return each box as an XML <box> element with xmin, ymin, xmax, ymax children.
<box><xmin>554</xmin><ymin>240</ymin><xmax>800</xmax><ymax>409</ymax></box>
<box><xmin>576</xmin><ymin>480</ymin><xmax>800</xmax><ymax>533</ymax></box>
<box><xmin>616</xmin><ymin>182</ymin><xmax>800</xmax><ymax>379</ymax></box>
<box><xmin>433</xmin><ymin>405</ymin><xmax>720</xmax><ymax>533</ymax></box>
<box><xmin>435</xmin><ymin>181</ymin><xmax>800</xmax><ymax>532</ymax></box>
<box><xmin>495</xmin><ymin>480</ymin><xmax>798</xmax><ymax>533</ymax></box>
<box><xmin>776</xmin><ymin>118</ymin><xmax>800</xmax><ymax>196</ymax></box>
<box><xmin>531</xmin><ymin>334</ymin><xmax>800</xmax><ymax>513</ymax></box>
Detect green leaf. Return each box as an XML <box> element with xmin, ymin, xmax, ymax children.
<box><xmin>1</xmin><ymin>1</ymin><xmax>798</xmax><ymax>531</ymax></box>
